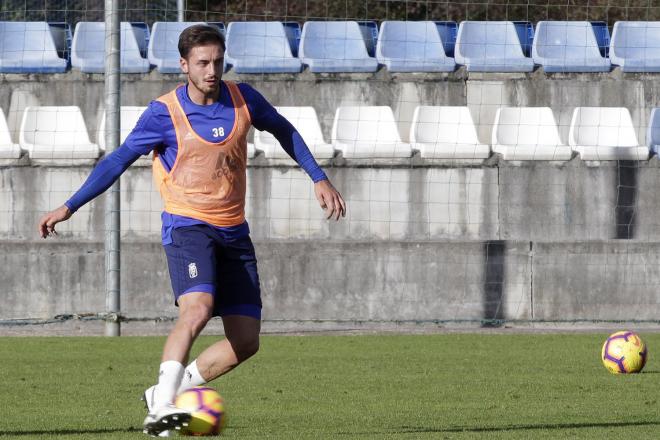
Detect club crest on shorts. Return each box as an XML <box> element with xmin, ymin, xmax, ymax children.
<box><xmin>188</xmin><ymin>262</ymin><xmax>198</xmax><ymax>279</ymax></box>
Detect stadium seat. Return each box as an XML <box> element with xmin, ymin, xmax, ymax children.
<box><xmin>299</xmin><ymin>21</ymin><xmax>378</xmax><ymax>73</ymax></box>
<box><xmin>513</xmin><ymin>21</ymin><xmax>535</xmax><ymax>57</ymax></box>
<box><xmin>569</xmin><ymin>107</ymin><xmax>648</xmax><ymax>160</ymax></box>
<box><xmin>72</xmin><ymin>22</ymin><xmax>150</xmax><ymax>73</ymax></box>
<box><xmin>0</xmin><ymin>108</ymin><xmax>21</xmax><ymax>160</ymax></box>
<box><xmin>98</xmin><ymin>107</ymin><xmax>152</xmax><ymax>165</ymax></box>
<box><xmin>282</xmin><ymin>22</ymin><xmax>302</xmax><ymax>56</ymax></box>
<box><xmin>435</xmin><ymin>21</ymin><xmax>458</xmax><ymax>57</ymax></box>
<box><xmin>20</xmin><ymin>106</ymin><xmax>100</xmax><ymax>165</ymax></box>
<box><xmin>331</xmin><ymin>106</ymin><xmax>411</xmax><ymax>158</ymax></box>
<box><xmin>647</xmin><ymin>108</ymin><xmax>660</xmax><ymax>155</ymax></box>
<box><xmin>410</xmin><ymin>106</ymin><xmax>489</xmax><ymax>159</ymax></box>
<box><xmin>376</xmin><ymin>21</ymin><xmax>455</xmax><ymax>72</ymax></box>
<box><xmin>254</xmin><ymin>106</ymin><xmax>334</xmax><ymax>161</ymax></box>
<box><xmin>225</xmin><ymin>22</ymin><xmax>302</xmax><ymax>73</ymax></box>
<box><xmin>610</xmin><ymin>21</ymin><xmax>660</xmax><ymax>72</ymax></box>
<box><xmin>454</xmin><ymin>21</ymin><xmax>533</xmax><ymax>72</ymax></box>
<box><xmin>492</xmin><ymin>107</ymin><xmax>572</xmax><ymax>160</ymax></box>
<box><xmin>97</xmin><ymin>107</ymin><xmax>146</xmax><ymax>150</ymax></box>
<box><xmin>7</xmin><ymin>90</ymin><xmax>39</xmax><ymax>145</ymax></box>
<box><xmin>148</xmin><ymin>21</ymin><xmax>206</xmax><ymax>73</ymax></box>
<box><xmin>533</xmin><ymin>21</ymin><xmax>611</xmax><ymax>72</ymax></box>
<box><xmin>358</xmin><ymin>21</ymin><xmax>379</xmax><ymax>57</ymax></box>
<box><xmin>0</xmin><ymin>21</ymin><xmax>69</xmax><ymax>73</ymax></box>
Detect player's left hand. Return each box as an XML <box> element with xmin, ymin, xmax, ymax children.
<box><xmin>314</xmin><ymin>179</ymin><xmax>346</xmax><ymax>221</ymax></box>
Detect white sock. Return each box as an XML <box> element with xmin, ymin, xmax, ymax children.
<box><xmin>154</xmin><ymin>360</ymin><xmax>184</xmax><ymax>409</ymax></box>
<box><xmin>177</xmin><ymin>359</ymin><xmax>206</xmax><ymax>394</ymax></box>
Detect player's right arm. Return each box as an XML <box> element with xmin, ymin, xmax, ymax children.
<box><xmin>38</xmin><ymin>102</ymin><xmax>168</xmax><ymax>238</ymax></box>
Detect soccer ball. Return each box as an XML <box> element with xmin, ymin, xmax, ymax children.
<box><xmin>175</xmin><ymin>386</ymin><xmax>226</xmax><ymax>436</ymax></box>
<box><xmin>601</xmin><ymin>331</ymin><xmax>648</xmax><ymax>374</ymax></box>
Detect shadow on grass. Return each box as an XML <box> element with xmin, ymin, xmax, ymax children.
<box><xmin>0</xmin><ymin>427</ymin><xmax>141</xmax><ymax>436</ymax></box>
<box><xmin>397</xmin><ymin>420</ymin><xmax>660</xmax><ymax>434</ymax></box>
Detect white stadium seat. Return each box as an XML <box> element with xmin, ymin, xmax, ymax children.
<box><xmin>97</xmin><ymin>107</ymin><xmax>146</xmax><ymax>150</ymax></box>
<box><xmin>331</xmin><ymin>106</ymin><xmax>411</xmax><ymax>159</ymax></box>
<box><xmin>72</xmin><ymin>22</ymin><xmax>150</xmax><ymax>73</ymax></box>
<box><xmin>410</xmin><ymin>106</ymin><xmax>490</xmax><ymax>159</ymax></box>
<box><xmin>0</xmin><ymin>21</ymin><xmax>69</xmax><ymax>73</ymax></box>
<box><xmin>376</xmin><ymin>21</ymin><xmax>455</xmax><ymax>72</ymax></box>
<box><xmin>20</xmin><ymin>106</ymin><xmax>100</xmax><ymax>165</ymax></box>
<box><xmin>0</xmin><ymin>108</ymin><xmax>21</xmax><ymax>160</ymax></box>
<box><xmin>98</xmin><ymin>106</ymin><xmax>151</xmax><ymax>165</ymax></box>
<box><xmin>569</xmin><ymin>107</ymin><xmax>648</xmax><ymax>160</ymax></box>
<box><xmin>299</xmin><ymin>21</ymin><xmax>378</xmax><ymax>73</ymax></box>
<box><xmin>454</xmin><ymin>21</ymin><xmax>533</xmax><ymax>72</ymax></box>
<box><xmin>225</xmin><ymin>21</ymin><xmax>302</xmax><ymax>73</ymax></box>
<box><xmin>492</xmin><ymin>107</ymin><xmax>572</xmax><ymax>160</ymax></box>
<box><xmin>148</xmin><ymin>21</ymin><xmax>206</xmax><ymax>73</ymax></box>
<box><xmin>610</xmin><ymin>21</ymin><xmax>660</xmax><ymax>72</ymax></box>
<box><xmin>533</xmin><ymin>21</ymin><xmax>611</xmax><ymax>73</ymax></box>
<box><xmin>254</xmin><ymin>106</ymin><xmax>334</xmax><ymax>161</ymax></box>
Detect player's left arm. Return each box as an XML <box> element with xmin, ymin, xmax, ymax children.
<box><xmin>238</xmin><ymin>83</ymin><xmax>346</xmax><ymax>221</ymax></box>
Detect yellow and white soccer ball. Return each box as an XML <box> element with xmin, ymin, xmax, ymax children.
<box><xmin>175</xmin><ymin>386</ymin><xmax>226</xmax><ymax>436</ymax></box>
<box><xmin>601</xmin><ymin>331</ymin><xmax>648</xmax><ymax>374</ymax></box>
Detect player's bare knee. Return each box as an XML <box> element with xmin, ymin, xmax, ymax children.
<box><xmin>180</xmin><ymin>304</ymin><xmax>212</xmax><ymax>334</ymax></box>
<box><xmin>231</xmin><ymin>335</ymin><xmax>259</xmax><ymax>362</ymax></box>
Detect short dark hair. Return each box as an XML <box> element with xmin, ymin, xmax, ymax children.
<box><xmin>178</xmin><ymin>24</ymin><xmax>226</xmax><ymax>59</ymax></box>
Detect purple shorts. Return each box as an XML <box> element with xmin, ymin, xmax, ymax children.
<box><xmin>163</xmin><ymin>225</ymin><xmax>261</xmax><ymax>319</ymax></box>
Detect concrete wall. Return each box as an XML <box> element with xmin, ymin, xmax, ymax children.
<box><xmin>2</xmin><ymin>71</ymin><xmax>660</xmax><ymax>332</ymax></box>
<box><xmin>2</xmin><ymin>160</ymin><xmax>660</xmax><ymax>329</ymax></box>
<box><xmin>4</xmin><ymin>160</ymin><xmax>660</xmax><ymax>242</ymax></box>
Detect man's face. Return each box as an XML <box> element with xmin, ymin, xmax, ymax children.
<box><xmin>180</xmin><ymin>44</ymin><xmax>224</xmax><ymax>95</ymax></box>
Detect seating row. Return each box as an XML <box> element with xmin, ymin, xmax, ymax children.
<box><xmin>3</xmin><ymin>20</ymin><xmax>660</xmax><ymax>73</ymax></box>
<box><xmin>2</xmin><ymin>105</ymin><xmax>659</xmax><ymax>164</ymax></box>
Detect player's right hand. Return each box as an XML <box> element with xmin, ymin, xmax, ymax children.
<box><xmin>38</xmin><ymin>205</ymin><xmax>73</xmax><ymax>239</ymax></box>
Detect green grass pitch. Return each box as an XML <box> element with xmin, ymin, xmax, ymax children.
<box><xmin>0</xmin><ymin>333</ymin><xmax>658</xmax><ymax>439</ymax></box>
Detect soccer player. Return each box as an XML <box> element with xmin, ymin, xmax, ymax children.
<box><xmin>37</xmin><ymin>24</ymin><xmax>346</xmax><ymax>436</ymax></box>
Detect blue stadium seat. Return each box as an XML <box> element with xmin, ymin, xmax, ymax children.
<box><xmin>610</xmin><ymin>21</ymin><xmax>660</xmax><ymax>72</ymax></box>
<box><xmin>454</xmin><ymin>21</ymin><xmax>533</xmax><ymax>72</ymax></box>
<box><xmin>376</xmin><ymin>21</ymin><xmax>455</xmax><ymax>72</ymax></box>
<box><xmin>225</xmin><ymin>22</ymin><xmax>302</xmax><ymax>73</ymax></box>
<box><xmin>512</xmin><ymin>21</ymin><xmax>534</xmax><ymax>57</ymax></box>
<box><xmin>72</xmin><ymin>22</ymin><xmax>150</xmax><ymax>73</ymax></box>
<box><xmin>591</xmin><ymin>21</ymin><xmax>610</xmax><ymax>57</ymax></box>
<box><xmin>282</xmin><ymin>21</ymin><xmax>301</xmax><ymax>57</ymax></box>
<box><xmin>533</xmin><ymin>21</ymin><xmax>611</xmax><ymax>72</ymax></box>
<box><xmin>0</xmin><ymin>21</ymin><xmax>69</xmax><ymax>73</ymax></box>
<box><xmin>435</xmin><ymin>21</ymin><xmax>458</xmax><ymax>57</ymax></box>
<box><xmin>148</xmin><ymin>22</ymin><xmax>206</xmax><ymax>73</ymax></box>
<box><xmin>299</xmin><ymin>21</ymin><xmax>378</xmax><ymax>73</ymax></box>
<box><xmin>358</xmin><ymin>21</ymin><xmax>379</xmax><ymax>57</ymax></box>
